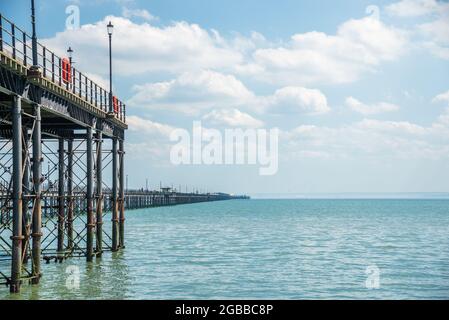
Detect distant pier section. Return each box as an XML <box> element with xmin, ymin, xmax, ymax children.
<box><xmin>123</xmin><ymin>188</ymin><xmax>250</xmax><ymax>209</ymax></box>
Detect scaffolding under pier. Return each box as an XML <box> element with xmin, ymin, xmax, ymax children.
<box><xmin>0</xmin><ymin>13</ymin><xmax>127</xmax><ymax>292</ymax></box>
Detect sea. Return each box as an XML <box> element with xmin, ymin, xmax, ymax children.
<box><xmin>2</xmin><ymin>197</ymin><xmax>449</xmax><ymax>299</ymax></box>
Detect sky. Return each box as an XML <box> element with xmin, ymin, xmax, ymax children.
<box><xmin>1</xmin><ymin>0</ymin><xmax>449</xmax><ymax>195</ymax></box>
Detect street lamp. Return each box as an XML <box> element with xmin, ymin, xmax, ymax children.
<box><xmin>31</xmin><ymin>0</ymin><xmax>38</xmax><ymax>67</ymax></box>
<box><xmin>67</xmin><ymin>47</ymin><xmax>73</xmax><ymax>65</ymax></box>
<box><xmin>107</xmin><ymin>21</ymin><xmax>114</xmax><ymax>114</ymax></box>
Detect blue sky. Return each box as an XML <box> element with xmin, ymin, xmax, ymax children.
<box><xmin>1</xmin><ymin>0</ymin><xmax>449</xmax><ymax>195</ymax></box>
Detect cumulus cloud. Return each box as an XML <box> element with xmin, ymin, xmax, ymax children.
<box><xmin>346</xmin><ymin>97</ymin><xmax>400</xmax><ymax>115</ymax></box>
<box><xmin>127</xmin><ymin>115</ymin><xmax>175</xmax><ymax>137</ymax></box>
<box><xmin>127</xmin><ymin>70</ymin><xmax>255</xmax><ymax>115</ymax></box>
<box><xmin>385</xmin><ymin>0</ymin><xmax>443</xmax><ymax>17</ymax></box>
<box><xmin>125</xmin><ymin>115</ymin><xmax>177</xmax><ymax>162</ymax></box>
<box><xmin>127</xmin><ymin>70</ymin><xmax>330</xmax><ymax>116</ymax></box>
<box><xmin>122</xmin><ymin>8</ymin><xmax>158</xmax><ymax>22</ymax></box>
<box><xmin>239</xmin><ymin>17</ymin><xmax>408</xmax><ymax>85</ymax></box>
<box><xmin>284</xmin><ymin>116</ymin><xmax>449</xmax><ymax>161</ymax></box>
<box><xmin>419</xmin><ymin>17</ymin><xmax>449</xmax><ymax>59</ymax></box>
<box><xmin>42</xmin><ymin>12</ymin><xmax>410</xmax><ymax>89</ymax></box>
<box><xmin>386</xmin><ymin>0</ymin><xmax>449</xmax><ymax>59</ymax></box>
<box><xmin>433</xmin><ymin>89</ymin><xmax>449</xmax><ymax>104</ymax></box>
<box><xmin>202</xmin><ymin>109</ymin><xmax>264</xmax><ymax>128</ymax></box>
<box><xmin>42</xmin><ymin>16</ymin><xmax>243</xmax><ymax>77</ymax></box>
<box><xmin>267</xmin><ymin>87</ymin><xmax>330</xmax><ymax>115</ymax></box>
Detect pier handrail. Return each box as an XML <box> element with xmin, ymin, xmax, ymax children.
<box><xmin>0</xmin><ymin>13</ymin><xmax>126</xmax><ymax>123</ymax></box>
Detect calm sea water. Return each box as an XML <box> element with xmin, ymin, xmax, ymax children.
<box><xmin>2</xmin><ymin>199</ymin><xmax>449</xmax><ymax>300</ymax></box>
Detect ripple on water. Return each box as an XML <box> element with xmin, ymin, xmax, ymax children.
<box><xmin>2</xmin><ymin>199</ymin><xmax>449</xmax><ymax>300</ymax></box>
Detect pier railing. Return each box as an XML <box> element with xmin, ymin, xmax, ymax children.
<box><xmin>0</xmin><ymin>13</ymin><xmax>126</xmax><ymax>123</ymax></box>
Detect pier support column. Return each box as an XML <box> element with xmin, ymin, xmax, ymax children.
<box><xmin>31</xmin><ymin>104</ymin><xmax>42</xmax><ymax>285</ymax></box>
<box><xmin>111</xmin><ymin>137</ymin><xmax>119</xmax><ymax>251</ymax></box>
<box><xmin>57</xmin><ymin>138</ymin><xmax>65</xmax><ymax>256</ymax></box>
<box><xmin>95</xmin><ymin>131</ymin><xmax>103</xmax><ymax>257</ymax></box>
<box><xmin>86</xmin><ymin>127</ymin><xmax>94</xmax><ymax>262</ymax></box>
<box><xmin>66</xmin><ymin>139</ymin><xmax>74</xmax><ymax>251</ymax></box>
<box><xmin>119</xmin><ymin>139</ymin><xmax>125</xmax><ymax>249</ymax></box>
<box><xmin>11</xmin><ymin>95</ymin><xmax>23</xmax><ymax>293</ymax></box>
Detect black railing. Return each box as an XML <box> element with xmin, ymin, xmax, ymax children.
<box><xmin>0</xmin><ymin>13</ymin><xmax>126</xmax><ymax>123</ymax></box>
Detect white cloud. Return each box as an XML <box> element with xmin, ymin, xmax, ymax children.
<box><xmin>241</xmin><ymin>17</ymin><xmax>408</xmax><ymax>85</ymax></box>
<box><xmin>127</xmin><ymin>70</ymin><xmax>255</xmax><ymax>115</ymax></box>
<box><xmin>128</xmin><ymin>70</ymin><xmax>330</xmax><ymax>116</ymax></box>
<box><xmin>433</xmin><ymin>89</ymin><xmax>449</xmax><ymax>104</ymax></box>
<box><xmin>346</xmin><ymin>97</ymin><xmax>400</xmax><ymax>115</ymax></box>
<box><xmin>386</xmin><ymin>0</ymin><xmax>449</xmax><ymax>60</ymax></box>
<box><xmin>284</xmin><ymin>116</ymin><xmax>449</xmax><ymax>161</ymax></box>
<box><xmin>42</xmin><ymin>13</ymin><xmax>410</xmax><ymax>89</ymax></box>
<box><xmin>355</xmin><ymin>118</ymin><xmax>427</xmax><ymax>135</ymax></box>
<box><xmin>42</xmin><ymin>16</ymin><xmax>243</xmax><ymax>77</ymax></box>
<box><xmin>202</xmin><ymin>109</ymin><xmax>264</xmax><ymax>128</ymax></box>
<box><xmin>419</xmin><ymin>18</ymin><xmax>449</xmax><ymax>59</ymax></box>
<box><xmin>386</xmin><ymin>0</ymin><xmax>443</xmax><ymax>17</ymax></box>
<box><xmin>84</xmin><ymin>72</ymin><xmax>110</xmax><ymax>90</ymax></box>
<box><xmin>127</xmin><ymin>115</ymin><xmax>175</xmax><ymax>137</ymax></box>
<box><xmin>122</xmin><ymin>8</ymin><xmax>158</xmax><ymax>22</ymax></box>
<box><xmin>268</xmin><ymin>87</ymin><xmax>330</xmax><ymax>115</ymax></box>
<box><xmin>125</xmin><ymin>115</ymin><xmax>177</xmax><ymax>163</ymax></box>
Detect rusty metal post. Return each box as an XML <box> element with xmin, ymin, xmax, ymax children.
<box><xmin>86</xmin><ymin>127</ymin><xmax>94</xmax><ymax>261</ymax></box>
<box><xmin>95</xmin><ymin>131</ymin><xmax>103</xmax><ymax>256</ymax></box>
<box><xmin>31</xmin><ymin>104</ymin><xmax>42</xmax><ymax>285</ymax></box>
<box><xmin>119</xmin><ymin>139</ymin><xmax>125</xmax><ymax>249</ymax></box>
<box><xmin>66</xmin><ymin>139</ymin><xmax>74</xmax><ymax>251</ymax></box>
<box><xmin>57</xmin><ymin>138</ymin><xmax>65</xmax><ymax>255</ymax></box>
<box><xmin>11</xmin><ymin>95</ymin><xmax>23</xmax><ymax>293</ymax></box>
<box><xmin>111</xmin><ymin>137</ymin><xmax>119</xmax><ymax>251</ymax></box>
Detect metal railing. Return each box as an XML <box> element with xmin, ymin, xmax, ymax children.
<box><xmin>0</xmin><ymin>13</ymin><xmax>126</xmax><ymax>123</ymax></box>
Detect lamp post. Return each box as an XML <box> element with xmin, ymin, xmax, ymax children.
<box><xmin>107</xmin><ymin>21</ymin><xmax>114</xmax><ymax>114</ymax></box>
<box><xmin>67</xmin><ymin>47</ymin><xmax>73</xmax><ymax>65</ymax></box>
<box><xmin>31</xmin><ymin>0</ymin><xmax>38</xmax><ymax>67</ymax></box>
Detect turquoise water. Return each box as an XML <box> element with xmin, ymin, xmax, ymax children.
<box><xmin>2</xmin><ymin>199</ymin><xmax>449</xmax><ymax>299</ymax></box>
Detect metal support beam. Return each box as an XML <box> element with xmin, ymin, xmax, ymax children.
<box><xmin>119</xmin><ymin>139</ymin><xmax>125</xmax><ymax>249</ymax></box>
<box><xmin>31</xmin><ymin>104</ymin><xmax>42</xmax><ymax>285</ymax></box>
<box><xmin>22</xmin><ymin>131</ymin><xmax>30</xmax><ymax>264</ymax></box>
<box><xmin>111</xmin><ymin>137</ymin><xmax>119</xmax><ymax>251</ymax></box>
<box><xmin>86</xmin><ymin>127</ymin><xmax>94</xmax><ymax>261</ymax></box>
<box><xmin>66</xmin><ymin>139</ymin><xmax>73</xmax><ymax>251</ymax></box>
<box><xmin>95</xmin><ymin>131</ymin><xmax>103</xmax><ymax>257</ymax></box>
<box><xmin>57</xmin><ymin>138</ymin><xmax>65</xmax><ymax>255</ymax></box>
<box><xmin>10</xmin><ymin>95</ymin><xmax>23</xmax><ymax>293</ymax></box>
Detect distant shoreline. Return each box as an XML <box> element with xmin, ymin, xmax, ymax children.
<box><xmin>249</xmin><ymin>193</ymin><xmax>449</xmax><ymax>200</ymax></box>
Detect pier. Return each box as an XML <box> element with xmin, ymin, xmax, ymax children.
<box><xmin>0</xmin><ymin>11</ymin><xmax>247</xmax><ymax>293</ymax></box>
